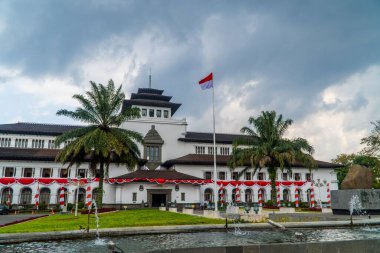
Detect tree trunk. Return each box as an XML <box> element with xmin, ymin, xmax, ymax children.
<box><xmin>268</xmin><ymin>167</ymin><xmax>277</xmax><ymax>204</ymax></box>
<box><xmin>97</xmin><ymin>160</ymin><xmax>104</xmax><ymax>209</ymax></box>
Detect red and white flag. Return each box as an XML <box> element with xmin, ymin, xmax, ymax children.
<box><xmin>34</xmin><ymin>184</ymin><xmax>40</xmax><ymax>209</ymax></box>
<box><xmin>86</xmin><ymin>185</ymin><xmax>92</xmax><ymax>210</ymax></box>
<box><xmin>198</xmin><ymin>73</ymin><xmax>213</xmax><ymax>90</ymax></box>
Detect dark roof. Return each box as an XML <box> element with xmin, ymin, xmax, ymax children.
<box><xmin>178</xmin><ymin>132</ymin><xmax>250</xmax><ymax>144</ymax></box>
<box><xmin>0</xmin><ymin>147</ymin><xmax>147</xmax><ymax>165</ymax></box>
<box><xmin>114</xmin><ymin>169</ymin><xmax>203</xmax><ymax>180</ymax></box>
<box><xmin>122</xmin><ymin>88</ymin><xmax>181</xmax><ymax>116</ymax></box>
<box><xmin>161</xmin><ymin>154</ymin><xmax>344</xmax><ymax>169</ymax></box>
<box><xmin>0</xmin><ymin>122</ymin><xmax>81</xmax><ymax>136</ymax></box>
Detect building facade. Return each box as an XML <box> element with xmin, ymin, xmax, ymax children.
<box><xmin>0</xmin><ymin>87</ymin><xmax>341</xmax><ymax>209</ymax></box>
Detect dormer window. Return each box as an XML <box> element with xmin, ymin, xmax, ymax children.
<box><xmin>156</xmin><ymin>110</ymin><xmax>162</xmax><ymax>118</ymax></box>
<box><xmin>141</xmin><ymin>109</ymin><xmax>147</xmax><ymax>117</ymax></box>
<box><xmin>149</xmin><ymin>109</ymin><xmax>154</xmax><ymax>117</ymax></box>
<box><xmin>164</xmin><ymin>110</ymin><xmax>169</xmax><ymax>118</ymax></box>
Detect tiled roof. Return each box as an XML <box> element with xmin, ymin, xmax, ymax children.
<box><xmin>178</xmin><ymin>131</ymin><xmax>252</xmax><ymax>144</ymax></box>
<box><xmin>114</xmin><ymin>169</ymin><xmax>203</xmax><ymax>180</ymax></box>
<box><xmin>122</xmin><ymin>88</ymin><xmax>181</xmax><ymax>116</ymax></box>
<box><xmin>0</xmin><ymin>122</ymin><xmax>81</xmax><ymax>136</ymax></box>
<box><xmin>161</xmin><ymin>154</ymin><xmax>343</xmax><ymax>169</ymax></box>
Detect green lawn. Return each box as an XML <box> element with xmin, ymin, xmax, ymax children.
<box><xmin>0</xmin><ymin>209</ymin><xmax>224</xmax><ymax>233</ymax></box>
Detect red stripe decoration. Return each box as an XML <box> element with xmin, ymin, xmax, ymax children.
<box><xmin>59</xmin><ymin>187</ymin><xmax>65</xmax><ymax>209</ymax></box>
<box><xmin>85</xmin><ymin>185</ymin><xmax>92</xmax><ymax>209</ymax></box>
<box><xmin>310</xmin><ymin>182</ymin><xmax>315</xmax><ymax>207</ymax></box>
<box><xmin>327</xmin><ymin>183</ymin><xmax>331</xmax><ymax>207</ymax></box>
<box><xmin>235</xmin><ymin>188</ymin><xmax>241</xmax><ymax>203</ymax></box>
<box><xmin>34</xmin><ymin>184</ymin><xmax>40</xmax><ymax>208</ymax></box>
<box><xmin>277</xmin><ymin>185</ymin><xmax>281</xmax><ymax>207</ymax></box>
<box><xmin>258</xmin><ymin>189</ymin><xmax>263</xmax><ymax>207</ymax></box>
<box><xmin>295</xmin><ymin>188</ymin><xmax>299</xmax><ymax>208</ymax></box>
<box><xmin>219</xmin><ymin>187</ymin><xmax>225</xmax><ymax>206</ymax></box>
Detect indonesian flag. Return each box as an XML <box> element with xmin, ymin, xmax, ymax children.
<box><xmin>34</xmin><ymin>184</ymin><xmax>40</xmax><ymax>209</ymax></box>
<box><xmin>86</xmin><ymin>185</ymin><xmax>92</xmax><ymax>210</ymax></box>
<box><xmin>198</xmin><ymin>73</ymin><xmax>213</xmax><ymax>90</ymax></box>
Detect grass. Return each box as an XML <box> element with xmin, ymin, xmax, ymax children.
<box><xmin>0</xmin><ymin>209</ymin><xmax>224</xmax><ymax>233</ymax></box>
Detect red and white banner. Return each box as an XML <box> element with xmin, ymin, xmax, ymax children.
<box><xmin>86</xmin><ymin>185</ymin><xmax>92</xmax><ymax>210</ymax></box>
<box><xmin>219</xmin><ymin>187</ymin><xmax>225</xmax><ymax>206</ymax></box>
<box><xmin>310</xmin><ymin>182</ymin><xmax>315</xmax><ymax>207</ymax></box>
<box><xmin>59</xmin><ymin>187</ymin><xmax>65</xmax><ymax>209</ymax></box>
<box><xmin>277</xmin><ymin>185</ymin><xmax>281</xmax><ymax>207</ymax></box>
<box><xmin>234</xmin><ymin>188</ymin><xmax>241</xmax><ymax>203</ymax></box>
<box><xmin>258</xmin><ymin>189</ymin><xmax>263</xmax><ymax>207</ymax></box>
<box><xmin>295</xmin><ymin>188</ymin><xmax>299</xmax><ymax>208</ymax></box>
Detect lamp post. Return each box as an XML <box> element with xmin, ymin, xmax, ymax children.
<box><xmin>75</xmin><ymin>176</ymin><xmax>81</xmax><ymax>217</ymax></box>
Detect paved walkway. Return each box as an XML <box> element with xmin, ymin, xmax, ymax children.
<box><xmin>0</xmin><ymin>214</ymin><xmax>48</xmax><ymax>227</ymax></box>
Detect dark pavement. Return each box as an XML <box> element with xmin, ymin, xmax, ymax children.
<box><xmin>0</xmin><ymin>214</ymin><xmax>48</xmax><ymax>227</ymax></box>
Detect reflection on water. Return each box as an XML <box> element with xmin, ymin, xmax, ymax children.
<box><xmin>1</xmin><ymin>227</ymin><xmax>380</xmax><ymax>253</ymax></box>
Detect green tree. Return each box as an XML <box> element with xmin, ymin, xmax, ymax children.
<box><xmin>331</xmin><ymin>153</ymin><xmax>356</xmax><ymax>189</ymax></box>
<box><xmin>55</xmin><ymin>80</ymin><xmax>143</xmax><ymax>207</ymax></box>
<box><xmin>361</xmin><ymin>120</ymin><xmax>380</xmax><ymax>157</ymax></box>
<box><xmin>229</xmin><ymin>111</ymin><xmax>315</xmax><ymax>203</ymax></box>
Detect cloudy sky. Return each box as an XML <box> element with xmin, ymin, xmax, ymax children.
<box><xmin>0</xmin><ymin>0</ymin><xmax>379</xmax><ymax>161</ymax></box>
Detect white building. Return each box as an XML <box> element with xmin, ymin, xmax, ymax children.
<box><xmin>0</xmin><ymin>87</ymin><xmax>341</xmax><ymax>209</ymax></box>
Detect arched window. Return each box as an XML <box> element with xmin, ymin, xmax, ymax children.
<box><xmin>1</xmin><ymin>187</ymin><xmax>13</xmax><ymax>205</ymax></box>
<box><xmin>204</xmin><ymin>188</ymin><xmax>213</xmax><ymax>202</ymax></box>
<box><xmin>283</xmin><ymin>189</ymin><xmax>290</xmax><ymax>202</ymax></box>
<box><xmin>39</xmin><ymin>188</ymin><xmax>51</xmax><ymax>205</ymax></box>
<box><xmin>307</xmin><ymin>189</ymin><xmax>311</xmax><ymax>203</ymax></box>
<box><xmin>92</xmin><ymin>188</ymin><xmax>98</xmax><ymax>204</ymax></box>
<box><xmin>245</xmin><ymin>189</ymin><xmax>253</xmax><ymax>203</ymax></box>
<box><xmin>56</xmin><ymin>188</ymin><xmax>68</xmax><ymax>204</ymax></box>
<box><xmin>74</xmin><ymin>188</ymin><xmax>86</xmax><ymax>203</ymax></box>
<box><xmin>20</xmin><ymin>188</ymin><xmax>32</xmax><ymax>205</ymax></box>
<box><xmin>297</xmin><ymin>189</ymin><xmax>303</xmax><ymax>202</ymax></box>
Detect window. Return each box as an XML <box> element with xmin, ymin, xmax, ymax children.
<box><xmin>283</xmin><ymin>189</ymin><xmax>290</xmax><ymax>202</ymax></box>
<box><xmin>218</xmin><ymin>172</ymin><xmax>226</xmax><ymax>180</ymax></box>
<box><xmin>181</xmin><ymin>192</ymin><xmax>185</xmax><ymax>201</ymax></box>
<box><xmin>20</xmin><ymin>188</ymin><xmax>32</xmax><ymax>205</ymax></box>
<box><xmin>75</xmin><ymin>188</ymin><xmax>86</xmax><ymax>203</ymax></box>
<box><xmin>204</xmin><ymin>171</ymin><xmax>212</xmax><ymax>180</ymax></box>
<box><xmin>132</xmin><ymin>192</ymin><xmax>137</xmax><ymax>202</ymax></box>
<box><xmin>245</xmin><ymin>172</ymin><xmax>251</xmax><ymax>180</ymax></box>
<box><xmin>306</xmin><ymin>173</ymin><xmax>312</xmax><ymax>181</ymax></box>
<box><xmin>41</xmin><ymin>168</ymin><xmax>52</xmax><ymax>178</ymax></box>
<box><xmin>15</xmin><ymin>138</ymin><xmax>28</xmax><ymax>148</ymax></box>
<box><xmin>204</xmin><ymin>188</ymin><xmax>213</xmax><ymax>202</ymax></box>
<box><xmin>282</xmin><ymin>173</ymin><xmax>288</xmax><ymax>181</ymax></box>
<box><xmin>149</xmin><ymin>109</ymin><xmax>154</xmax><ymax>117</ymax></box>
<box><xmin>60</xmin><ymin>168</ymin><xmax>68</xmax><ymax>178</ymax></box>
<box><xmin>220</xmin><ymin>147</ymin><xmax>230</xmax><ymax>155</ymax></box>
<box><xmin>64</xmin><ymin>140</ymin><xmax>72</xmax><ymax>147</ymax></box>
<box><xmin>32</xmin><ymin>139</ymin><xmax>44</xmax><ymax>149</ymax></box>
<box><xmin>1</xmin><ymin>188</ymin><xmax>13</xmax><ymax>204</ymax></box>
<box><xmin>156</xmin><ymin>110</ymin><xmax>162</xmax><ymax>118</ymax></box>
<box><xmin>232</xmin><ymin>172</ymin><xmax>239</xmax><ymax>180</ymax></box>
<box><xmin>195</xmin><ymin>146</ymin><xmax>205</xmax><ymax>154</ymax></box>
<box><xmin>0</xmin><ymin>138</ymin><xmax>11</xmax><ymax>147</ymax></box>
<box><xmin>163</xmin><ymin>110</ymin><xmax>169</xmax><ymax>118</ymax></box>
<box><xmin>208</xmin><ymin>146</ymin><xmax>217</xmax><ymax>155</ymax></box>
<box><xmin>48</xmin><ymin>140</ymin><xmax>55</xmax><ymax>149</ymax></box>
<box><xmin>39</xmin><ymin>188</ymin><xmax>51</xmax><ymax>205</ymax></box>
<box><xmin>77</xmin><ymin>169</ymin><xmax>87</xmax><ymax>178</ymax></box>
<box><xmin>141</xmin><ymin>109</ymin><xmax>147</xmax><ymax>117</ymax></box>
<box><xmin>23</xmin><ymin>168</ymin><xmax>34</xmax><ymax>177</ymax></box>
<box><xmin>245</xmin><ymin>189</ymin><xmax>253</xmax><ymax>203</ymax></box>
<box><xmin>294</xmin><ymin>173</ymin><xmax>301</xmax><ymax>181</ymax></box>
<box><xmin>258</xmin><ymin>172</ymin><xmax>265</xmax><ymax>180</ymax></box>
<box><xmin>4</xmin><ymin>167</ymin><xmax>14</xmax><ymax>177</ymax></box>
<box><xmin>146</xmin><ymin>146</ymin><xmax>160</xmax><ymax>161</ymax></box>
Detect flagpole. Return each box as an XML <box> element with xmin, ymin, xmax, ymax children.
<box><xmin>212</xmin><ymin>80</ymin><xmax>218</xmax><ymax>212</ymax></box>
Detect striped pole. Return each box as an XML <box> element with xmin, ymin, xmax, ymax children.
<box><xmin>310</xmin><ymin>182</ymin><xmax>315</xmax><ymax>208</ymax></box>
<box><xmin>258</xmin><ymin>189</ymin><xmax>262</xmax><ymax>207</ymax></box>
<box><xmin>327</xmin><ymin>183</ymin><xmax>331</xmax><ymax>208</ymax></box>
<box><xmin>86</xmin><ymin>185</ymin><xmax>92</xmax><ymax>210</ymax></box>
<box><xmin>277</xmin><ymin>185</ymin><xmax>281</xmax><ymax>207</ymax></box>
<box><xmin>59</xmin><ymin>187</ymin><xmax>65</xmax><ymax>210</ymax></box>
<box><xmin>295</xmin><ymin>188</ymin><xmax>299</xmax><ymax>208</ymax></box>
<box><xmin>34</xmin><ymin>183</ymin><xmax>40</xmax><ymax>210</ymax></box>
<box><xmin>219</xmin><ymin>187</ymin><xmax>224</xmax><ymax>207</ymax></box>
<box><xmin>235</xmin><ymin>188</ymin><xmax>241</xmax><ymax>203</ymax></box>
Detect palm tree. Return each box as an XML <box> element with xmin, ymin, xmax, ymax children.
<box><xmin>55</xmin><ymin>80</ymin><xmax>143</xmax><ymax>208</ymax></box>
<box><xmin>229</xmin><ymin>111</ymin><xmax>315</xmax><ymax>204</ymax></box>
